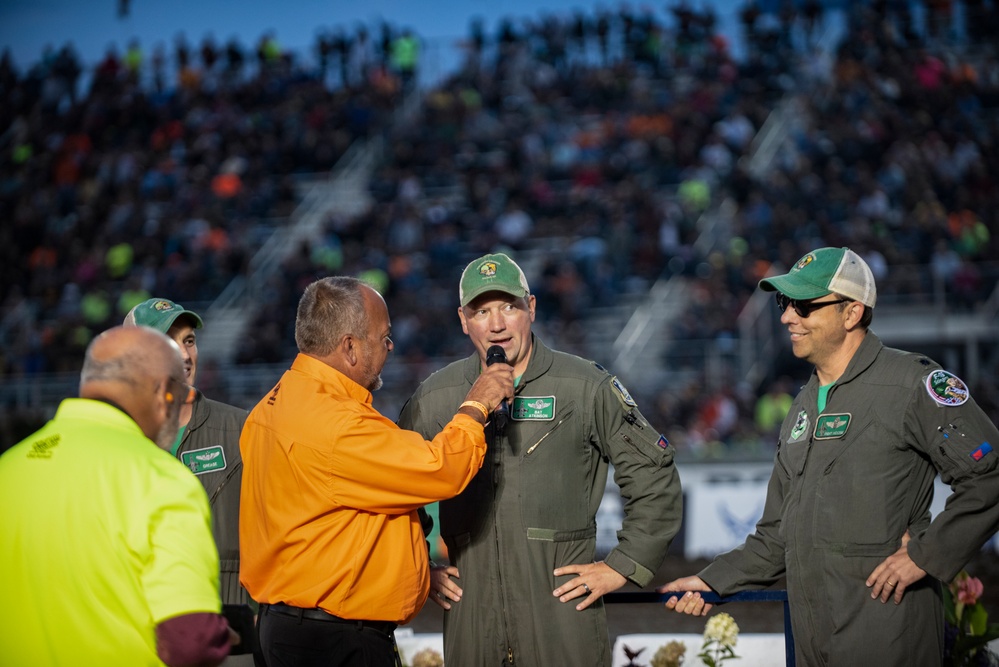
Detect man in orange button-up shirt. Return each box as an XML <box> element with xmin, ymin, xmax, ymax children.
<box><xmin>239</xmin><ymin>276</ymin><xmax>513</xmax><ymax>667</ymax></box>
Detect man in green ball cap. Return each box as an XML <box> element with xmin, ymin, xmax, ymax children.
<box><xmin>660</xmin><ymin>247</ymin><xmax>999</xmax><ymax>666</ymax></box>
<box><xmin>399</xmin><ymin>252</ymin><xmax>682</xmax><ymax>666</ymax></box>
<box><xmin>124</xmin><ymin>298</ymin><xmax>257</xmax><ymax>664</ymax></box>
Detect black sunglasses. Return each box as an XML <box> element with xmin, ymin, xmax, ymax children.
<box><xmin>775</xmin><ymin>293</ymin><xmax>850</xmax><ymax>318</ymax></box>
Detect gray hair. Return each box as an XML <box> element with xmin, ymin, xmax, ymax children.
<box><xmin>295</xmin><ymin>277</ymin><xmax>369</xmax><ymax>357</ymax></box>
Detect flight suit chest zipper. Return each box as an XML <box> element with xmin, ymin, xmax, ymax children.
<box><xmin>525</xmin><ymin>415</ymin><xmax>570</xmax><ymax>456</ymax></box>
<box><xmin>791</xmin><ymin>434</ymin><xmax>821</xmax><ymax>648</ymax></box>
<box><xmin>209</xmin><ymin>462</ymin><xmax>242</xmax><ymax>505</ymax></box>
<box><xmin>494</xmin><ymin>519</ymin><xmax>514</xmax><ymax>665</ymax></box>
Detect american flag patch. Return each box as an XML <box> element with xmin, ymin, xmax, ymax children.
<box><xmin>971</xmin><ymin>442</ymin><xmax>993</xmax><ymax>461</ymax></box>
<box><xmin>657</xmin><ymin>435</ymin><xmax>670</xmax><ymax>449</ymax></box>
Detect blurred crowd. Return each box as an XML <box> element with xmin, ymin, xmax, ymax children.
<box><xmin>0</xmin><ymin>22</ymin><xmax>413</xmax><ymax>378</ymax></box>
<box><xmin>2</xmin><ymin>0</ymin><xmax>998</xmax><ymax>455</ymax></box>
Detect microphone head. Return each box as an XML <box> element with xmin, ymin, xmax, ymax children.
<box><xmin>485</xmin><ymin>345</ymin><xmax>507</xmax><ymax>366</ymax></box>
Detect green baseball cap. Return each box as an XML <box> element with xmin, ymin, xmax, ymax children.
<box><xmin>123</xmin><ymin>298</ymin><xmax>204</xmax><ymax>333</ymax></box>
<box><xmin>459</xmin><ymin>253</ymin><xmax>531</xmax><ymax>306</ymax></box>
<box><xmin>759</xmin><ymin>247</ymin><xmax>877</xmax><ymax>307</ymax></box>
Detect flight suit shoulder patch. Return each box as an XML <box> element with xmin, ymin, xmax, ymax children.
<box><xmin>611</xmin><ymin>377</ymin><xmax>637</xmax><ymax>408</ymax></box>
<box><xmin>925</xmin><ymin>370</ymin><xmax>970</xmax><ymax>407</ymax></box>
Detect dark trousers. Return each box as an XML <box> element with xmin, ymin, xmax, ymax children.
<box><xmin>259</xmin><ymin>604</ymin><xmax>400</xmax><ymax>667</ymax></box>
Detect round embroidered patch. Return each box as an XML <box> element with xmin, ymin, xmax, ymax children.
<box><xmin>925</xmin><ymin>370</ymin><xmax>970</xmax><ymax>406</ymax></box>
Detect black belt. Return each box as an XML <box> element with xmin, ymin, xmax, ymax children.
<box><xmin>264</xmin><ymin>602</ymin><xmax>397</xmax><ymax>636</ymax></box>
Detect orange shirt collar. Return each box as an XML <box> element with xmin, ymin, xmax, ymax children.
<box><xmin>291</xmin><ymin>353</ymin><xmax>373</xmax><ymax>405</ymax></box>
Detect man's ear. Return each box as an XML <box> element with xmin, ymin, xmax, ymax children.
<box><xmin>340</xmin><ymin>334</ymin><xmax>358</xmax><ymax>366</ymax></box>
<box><xmin>844</xmin><ymin>301</ymin><xmax>864</xmax><ymax>329</ymax></box>
<box><xmin>154</xmin><ymin>380</ymin><xmax>172</xmax><ymax>423</ymax></box>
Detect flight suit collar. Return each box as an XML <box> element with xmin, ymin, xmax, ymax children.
<box><xmin>186</xmin><ymin>390</ymin><xmax>209</xmax><ymax>430</ymax></box>
<box><xmin>819</xmin><ymin>330</ymin><xmax>883</xmax><ymax>391</ymax></box>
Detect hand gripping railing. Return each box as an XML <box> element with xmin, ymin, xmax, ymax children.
<box><xmin>605</xmin><ymin>590</ymin><xmax>795</xmax><ymax>667</ymax></box>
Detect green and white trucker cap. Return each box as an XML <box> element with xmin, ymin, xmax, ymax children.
<box><xmin>759</xmin><ymin>247</ymin><xmax>877</xmax><ymax>307</ymax></box>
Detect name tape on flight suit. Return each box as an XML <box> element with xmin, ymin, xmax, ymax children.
<box><xmin>181</xmin><ymin>445</ymin><xmax>227</xmax><ymax>475</ymax></box>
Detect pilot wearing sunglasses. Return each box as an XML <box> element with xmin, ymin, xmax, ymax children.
<box><xmin>661</xmin><ymin>246</ymin><xmax>999</xmax><ymax>667</ymax></box>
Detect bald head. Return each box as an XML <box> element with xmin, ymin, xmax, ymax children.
<box><xmin>81</xmin><ymin>326</ymin><xmax>186</xmax><ymax>448</ymax></box>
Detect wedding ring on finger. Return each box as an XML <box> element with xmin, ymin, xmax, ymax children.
<box><xmin>886</xmin><ymin>581</ymin><xmax>896</xmax><ymax>587</ymax></box>
<box><xmin>582</xmin><ymin>583</ymin><xmax>591</xmax><ymax>594</ymax></box>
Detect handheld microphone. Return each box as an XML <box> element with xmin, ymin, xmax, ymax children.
<box><xmin>485</xmin><ymin>345</ymin><xmax>510</xmax><ymax>433</ymax></box>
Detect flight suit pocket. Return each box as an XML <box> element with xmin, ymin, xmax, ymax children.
<box><xmin>520</xmin><ymin>403</ymin><xmax>590</xmax><ymax>527</ymax></box>
<box><xmin>812</xmin><ymin>417</ymin><xmax>913</xmax><ymax>547</ymax></box>
<box><xmin>533</xmin><ymin>525</ymin><xmax>598</xmax><ymax>590</ymax></box>
<box><xmin>932</xmin><ymin>416</ymin><xmax>999</xmax><ymax>480</ymax></box>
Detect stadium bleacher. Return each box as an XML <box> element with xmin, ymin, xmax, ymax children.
<box><xmin>1</xmin><ymin>0</ymin><xmax>997</xmax><ymax>458</ymax></box>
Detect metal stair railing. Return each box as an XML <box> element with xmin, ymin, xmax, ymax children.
<box><xmin>610</xmin><ymin>86</ymin><xmax>799</xmax><ymax>392</ymax></box>
<box><xmin>197</xmin><ymin>137</ymin><xmax>383</xmax><ymax>363</ymax></box>
<box><xmin>610</xmin><ymin>275</ymin><xmax>689</xmax><ymax>387</ymax></box>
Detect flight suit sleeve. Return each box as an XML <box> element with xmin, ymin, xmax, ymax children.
<box><xmin>904</xmin><ymin>369</ymin><xmax>999</xmax><ymax>582</ymax></box>
<box><xmin>396</xmin><ymin>395</ymin><xmax>422</xmax><ymax>435</ymax></box>
<box><xmin>699</xmin><ymin>445</ymin><xmax>790</xmax><ymax>595</ymax></box>
<box><xmin>592</xmin><ymin>374</ymin><xmax>682</xmax><ymax>587</ymax></box>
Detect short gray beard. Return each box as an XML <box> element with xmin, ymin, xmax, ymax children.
<box><xmin>154</xmin><ymin>412</ymin><xmax>181</xmax><ymax>451</ymax></box>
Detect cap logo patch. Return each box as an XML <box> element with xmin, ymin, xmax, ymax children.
<box><xmin>478</xmin><ymin>262</ymin><xmax>498</xmax><ymax>278</ymax></box>
<box><xmin>794</xmin><ymin>254</ymin><xmax>815</xmax><ymax>271</ymax></box>
<box><xmin>153</xmin><ymin>300</ymin><xmax>175</xmax><ymax>311</ymax></box>
<box><xmin>926</xmin><ymin>370</ymin><xmax>970</xmax><ymax>406</ymax></box>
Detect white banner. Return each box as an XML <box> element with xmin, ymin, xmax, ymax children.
<box><xmin>594</xmin><ymin>463</ymin><xmax>999</xmax><ymax>560</ymax></box>
<box><xmin>686</xmin><ymin>481</ymin><xmax>769</xmax><ymax>559</ymax></box>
